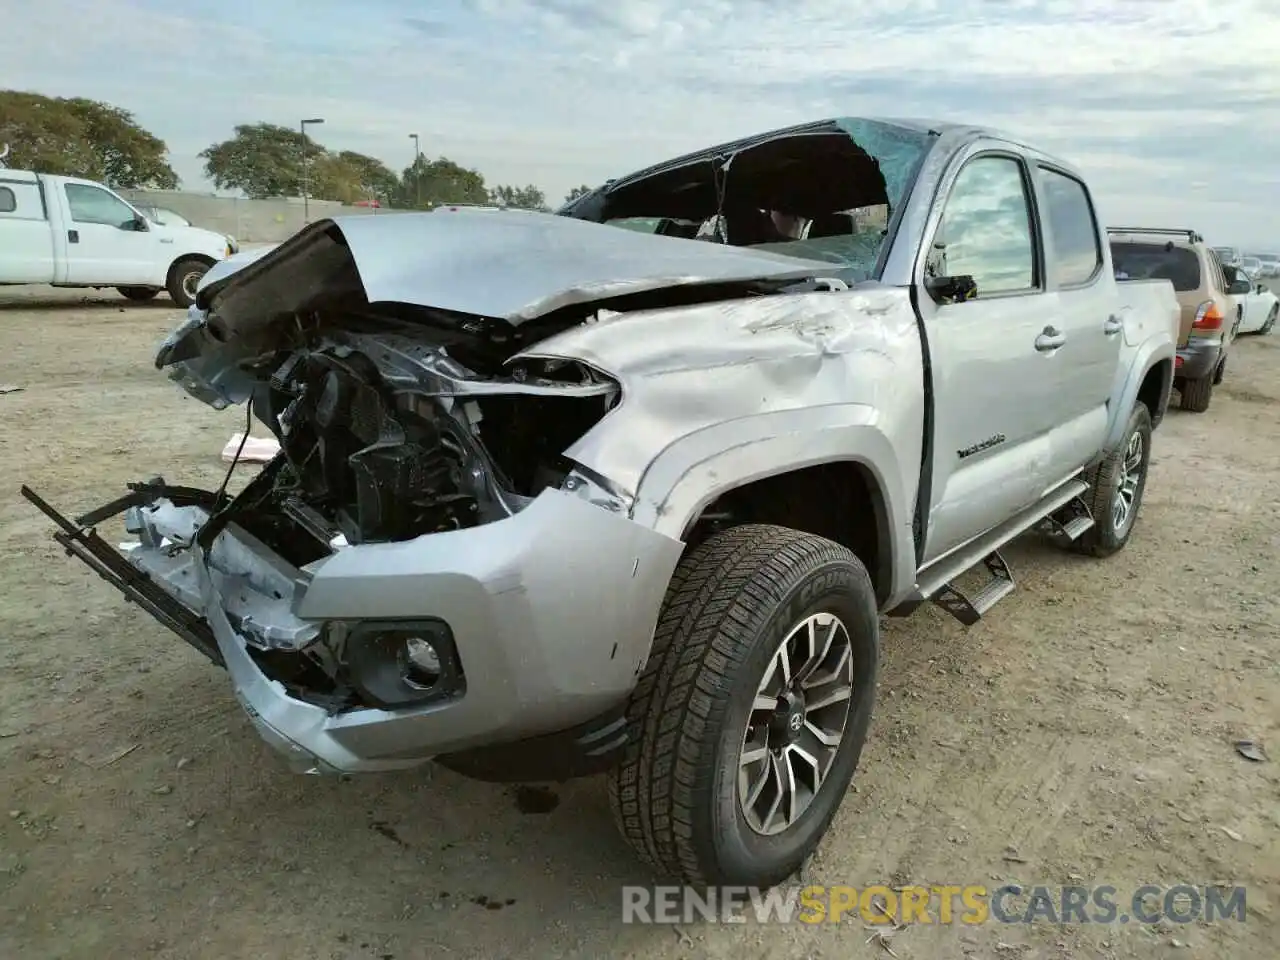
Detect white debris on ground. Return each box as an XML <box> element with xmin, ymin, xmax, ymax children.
<box><xmin>220</xmin><ymin>432</ymin><xmax>280</xmax><ymax>463</ymax></box>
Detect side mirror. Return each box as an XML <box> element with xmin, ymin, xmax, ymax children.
<box><xmin>1257</xmin><ymin>283</ymin><xmax>1268</xmax><ymax>294</ymax></box>
<box><xmin>925</xmin><ymin>273</ymin><xmax>978</xmax><ymax>303</ymax></box>
<box><xmin>1228</xmin><ymin>278</ymin><xmax>1251</xmax><ymax>295</ymax></box>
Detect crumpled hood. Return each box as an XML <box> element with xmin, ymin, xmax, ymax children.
<box><xmin>197</xmin><ymin>243</ymin><xmax>278</xmax><ymax>290</ymax></box>
<box><xmin>195</xmin><ymin>207</ymin><xmax>835</xmax><ymax>328</ymax></box>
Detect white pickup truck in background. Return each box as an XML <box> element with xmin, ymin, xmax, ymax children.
<box><xmin>0</xmin><ymin>170</ymin><xmax>230</xmax><ymax>307</ymax></box>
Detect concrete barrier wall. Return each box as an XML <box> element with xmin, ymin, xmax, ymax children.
<box><xmin>116</xmin><ymin>190</ymin><xmax>409</xmax><ymax>243</ymax></box>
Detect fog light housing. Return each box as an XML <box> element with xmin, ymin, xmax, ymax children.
<box><xmin>344</xmin><ymin>619</ymin><xmax>464</xmax><ymax>709</ymax></box>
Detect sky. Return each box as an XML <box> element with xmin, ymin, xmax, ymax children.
<box><xmin>5</xmin><ymin>0</ymin><xmax>1280</xmax><ymax>247</ymax></box>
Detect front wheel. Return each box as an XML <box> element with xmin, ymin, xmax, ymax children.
<box><xmin>1073</xmin><ymin>403</ymin><xmax>1153</xmax><ymax>557</ymax></box>
<box><xmin>608</xmin><ymin>524</ymin><xmax>879</xmax><ymax>887</ymax></box>
<box><xmin>166</xmin><ymin>258</ymin><xmax>210</xmax><ymax>309</ymax></box>
<box><xmin>1263</xmin><ymin>306</ymin><xmax>1277</xmax><ymax>335</ymax></box>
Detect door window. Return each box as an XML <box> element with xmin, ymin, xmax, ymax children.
<box><xmin>931</xmin><ymin>156</ymin><xmax>1037</xmax><ymax>296</ymax></box>
<box><xmin>64</xmin><ymin>184</ymin><xmax>138</xmax><ymax>228</ymax></box>
<box><xmin>1037</xmin><ymin>167</ymin><xmax>1101</xmax><ymax>286</ymax></box>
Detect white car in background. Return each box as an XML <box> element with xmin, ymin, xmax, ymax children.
<box><xmin>1226</xmin><ymin>264</ymin><xmax>1278</xmax><ymax>334</ymax></box>
<box><xmin>1240</xmin><ymin>255</ymin><xmax>1264</xmax><ymax>276</ymax></box>
<box><xmin>0</xmin><ymin>170</ymin><xmax>231</xmax><ymax>306</ymax></box>
<box><xmin>1247</xmin><ymin>253</ymin><xmax>1279</xmax><ymax>277</ymax></box>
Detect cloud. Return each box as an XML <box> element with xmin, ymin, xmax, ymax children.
<box><xmin>2</xmin><ymin>0</ymin><xmax>1278</xmax><ymax>245</ymax></box>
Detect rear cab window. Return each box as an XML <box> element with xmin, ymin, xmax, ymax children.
<box><xmin>0</xmin><ymin>179</ymin><xmax>47</xmax><ymax>220</ymax></box>
<box><xmin>1036</xmin><ymin>166</ymin><xmax>1102</xmax><ymax>286</ymax></box>
<box><xmin>1109</xmin><ymin>240</ymin><xmax>1202</xmax><ymax>292</ymax></box>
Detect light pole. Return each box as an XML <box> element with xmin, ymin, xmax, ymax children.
<box><xmin>409</xmin><ymin>133</ymin><xmax>420</xmax><ymax>208</ymax></box>
<box><xmin>300</xmin><ymin>117</ymin><xmax>325</xmax><ymax>222</ymax></box>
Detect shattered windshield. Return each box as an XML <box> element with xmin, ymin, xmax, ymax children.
<box><xmin>567</xmin><ymin>118</ymin><xmax>935</xmax><ymax>282</ymax></box>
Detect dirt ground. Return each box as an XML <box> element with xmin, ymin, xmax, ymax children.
<box><xmin>1</xmin><ymin>287</ymin><xmax>1276</xmax><ymax>960</ymax></box>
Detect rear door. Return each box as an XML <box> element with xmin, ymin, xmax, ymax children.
<box><xmin>59</xmin><ymin>180</ymin><xmax>160</xmax><ymax>285</ymax></box>
<box><xmin>1031</xmin><ymin>164</ymin><xmax>1118</xmax><ymax>481</ymax></box>
<box><xmin>916</xmin><ymin>147</ymin><xmax>1061</xmax><ymax>563</ymax></box>
<box><xmin>0</xmin><ymin>173</ymin><xmax>56</xmax><ymax>283</ymax></box>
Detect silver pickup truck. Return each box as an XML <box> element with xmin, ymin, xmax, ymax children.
<box><xmin>23</xmin><ymin>117</ymin><xmax>1180</xmax><ymax>889</ymax></box>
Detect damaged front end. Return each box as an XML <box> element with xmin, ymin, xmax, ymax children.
<box><xmin>25</xmin><ymin>117</ymin><xmax>928</xmax><ymax>777</ymax></box>
<box><xmin>22</xmin><ymin>300</ymin><xmax>685</xmax><ymax>772</ymax></box>
<box><xmin>25</xmin><ymin>219</ymin><xmax>748</xmax><ymax>774</ymax></box>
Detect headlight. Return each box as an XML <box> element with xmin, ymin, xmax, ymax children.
<box><xmin>342</xmin><ymin>619</ymin><xmax>464</xmax><ymax>709</ymax></box>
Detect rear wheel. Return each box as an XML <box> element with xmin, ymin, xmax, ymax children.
<box><xmin>1263</xmin><ymin>306</ymin><xmax>1277</xmax><ymax>335</ymax></box>
<box><xmin>1074</xmin><ymin>403</ymin><xmax>1153</xmax><ymax>557</ymax></box>
<box><xmin>1179</xmin><ymin>373</ymin><xmax>1213</xmax><ymax>412</ymax></box>
<box><xmin>166</xmin><ymin>258</ymin><xmax>211</xmax><ymax>308</ymax></box>
<box><xmin>608</xmin><ymin>524</ymin><xmax>879</xmax><ymax>887</ymax></box>
<box><xmin>116</xmin><ymin>286</ymin><xmax>159</xmax><ymax>302</ymax></box>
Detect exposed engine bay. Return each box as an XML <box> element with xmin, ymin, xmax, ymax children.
<box><xmin>221</xmin><ymin>307</ymin><xmax>621</xmax><ymax>566</ymax></box>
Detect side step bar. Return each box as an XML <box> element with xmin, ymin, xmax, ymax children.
<box><xmin>1037</xmin><ymin>495</ymin><xmax>1096</xmax><ymax>546</ymax></box>
<box><xmin>915</xmin><ymin>478</ymin><xmax>1092</xmax><ymax>626</ymax></box>
<box><xmin>931</xmin><ymin>551</ymin><xmax>1014</xmax><ymax>626</ymax></box>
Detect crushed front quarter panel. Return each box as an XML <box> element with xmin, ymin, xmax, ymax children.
<box><xmin>513</xmin><ymin>283</ymin><xmax>926</xmax><ymax>603</ymax></box>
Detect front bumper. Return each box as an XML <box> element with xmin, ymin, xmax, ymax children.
<box><xmin>23</xmin><ymin>482</ymin><xmax>684</xmax><ymax>775</ymax></box>
<box><xmin>1175</xmin><ymin>337</ymin><xmax>1222</xmax><ymax>381</ymax></box>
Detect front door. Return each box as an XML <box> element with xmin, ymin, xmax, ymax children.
<box><xmin>61</xmin><ymin>182</ymin><xmax>159</xmax><ymax>285</ymax></box>
<box><xmin>916</xmin><ymin>149</ymin><xmax>1059</xmax><ymax>564</ymax></box>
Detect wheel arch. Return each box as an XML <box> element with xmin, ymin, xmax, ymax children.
<box><xmin>680</xmin><ymin>459</ymin><xmax>897</xmax><ymax>608</ymax></box>
<box><xmin>1136</xmin><ymin>356</ymin><xmax>1174</xmax><ymax>429</ymax></box>
<box><xmin>1105</xmin><ymin>341</ymin><xmax>1175</xmax><ymax>449</ymax></box>
<box><xmin>166</xmin><ymin>252</ymin><xmax>217</xmax><ymax>288</ymax></box>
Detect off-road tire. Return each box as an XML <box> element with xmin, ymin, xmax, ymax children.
<box><xmin>116</xmin><ymin>286</ymin><xmax>159</xmax><ymax>302</ymax></box>
<box><xmin>166</xmin><ymin>258</ymin><xmax>210</xmax><ymax>309</ymax></box>
<box><xmin>1073</xmin><ymin>403</ymin><xmax>1153</xmax><ymax>558</ymax></box>
<box><xmin>607</xmin><ymin>524</ymin><xmax>879</xmax><ymax>887</ymax></box>
<box><xmin>1262</xmin><ymin>306</ymin><xmax>1276</xmax><ymax>335</ymax></box>
<box><xmin>1179</xmin><ymin>373</ymin><xmax>1213</xmax><ymax>412</ymax></box>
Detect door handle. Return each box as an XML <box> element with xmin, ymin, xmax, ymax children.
<box><xmin>68</xmin><ymin>229</ymin><xmax>79</xmax><ymax>244</ymax></box>
<box><xmin>1104</xmin><ymin>314</ymin><xmax>1123</xmax><ymax>335</ymax></box>
<box><xmin>1035</xmin><ymin>326</ymin><xmax>1066</xmax><ymax>352</ymax></box>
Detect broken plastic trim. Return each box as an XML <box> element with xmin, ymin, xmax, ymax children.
<box><xmin>19</xmin><ymin>483</ymin><xmax>225</xmax><ymax>666</ymax></box>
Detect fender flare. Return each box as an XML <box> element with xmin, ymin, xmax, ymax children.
<box><xmin>630</xmin><ymin>404</ymin><xmax>918</xmax><ymax>606</ymax></box>
<box><xmin>1103</xmin><ymin>338</ymin><xmax>1175</xmax><ymax>452</ymax></box>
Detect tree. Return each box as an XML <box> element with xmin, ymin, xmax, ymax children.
<box><xmin>397</xmin><ymin>156</ymin><xmax>489</xmax><ymax>209</ymax></box>
<box><xmin>308</xmin><ymin>150</ymin><xmax>399</xmax><ymax>204</ymax></box>
<box><xmin>564</xmin><ymin>184</ymin><xmax>593</xmax><ymax>203</ymax></box>
<box><xmin>489</xmin><ymin>184</ymin><xmax>548</xmax><ymax>211</ymax></box>
<box><xmin>199</xmin><ymin>122</ymin><xmax>326</xmax><ymax>199</ymax></box>
<box><xmin>200</xmin><ymin>126</ymin><xmax>400</xmax><ymax>203</ymax></box>
<box><xmin>334</xmin><ymin>150</ymin><xmax>398</xmax><ymax>201</ymax></box>
<box><xmin>0</xmin><ymin>90</ymin><xmax>178</xmax><ymax>188</ymax></box>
